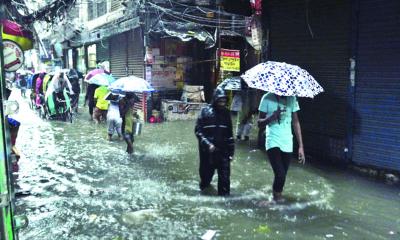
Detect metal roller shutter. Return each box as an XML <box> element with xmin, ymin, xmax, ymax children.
<box><xmin>111</xmin><ymin>0</ymin><xmax>122</xmax><ymax>12</ymax></box>
<box><xmin>110</xmin><ymin>33</ymin><xmax>128</xmax><ymax>79</ymax></box>
<box><xmin>353</xmin><ymin>0</ymin><xmax>400</xmax><ymax>171</ymax></box>
<box><xmin>133</xmin><ymin>93</ymin><xmax>148</xmax><ymax>122</ymax></box>
<box><xmin>126</xmin><ymin>28</ymin><xmax>146</xmax><ymax>120</ymax></box>
<box><xmin>267</xmin><ymin>0</ymin><xmax>351</xmax><ymax>161</ymax></box>
<box><xmin>127</xmin><ymin>28</ymin><xmax>144</xmax><ymax>78</ymax></box>
<box><xmin>96</xmin><ymin>39</ymin><xmax>110</xmax><ymax>63</ymax></box>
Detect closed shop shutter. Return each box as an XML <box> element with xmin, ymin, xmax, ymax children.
<box><xmin>267</xmin><ymin>0</ymin><xmax>351</xmax><ymax>161</ymax></box>
<box><xmin>353</xmin><ymin>0</ymin><xmax>400</xmax><ymax>171</ymax></box>
<box><xmin>133</xmin><ymin>93</ymin><xmax>148</xmax><ymax>122</ymax></box>
<box><xmin>127</xmin><ymin>28</ymin><xmax>146</xmax><ymax>120</ymax></box>
<box><xmin>110</xmin><ymin>33</ymin><xmax>128</xmax><ymax>79</ymax></box>
<box><xmin>127</xmin><ymin>28</ymin><xmax>144</xmax><ymax>78</ymax></box>
<box><xmin>111</xmin><ymin>0</ymin><xmax>122</xmax><ymax>12</ymax></box>
<box><xmin>96</xmin><ymin>39</ymin><xmax>110</xmax><ymax>63</ymax></box>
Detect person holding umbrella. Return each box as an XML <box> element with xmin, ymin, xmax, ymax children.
<box><xmin>108</xmin><ymin>75</ymin><xmax>154</xmax><ymax>154</ymax></box>
<box><xmin>119</xmin><ymin>92</ymin><xmax>140</xmax><ymax>154</ymax></box>
<box><xmin>257</xmin><ymin>93</ymin><xmax>305</xmax><ymax>202</ymax></box>
<box><xmin>241</xmin><ymin>61</ymin><xmax>324</xmax><ymax>202</ymax></box>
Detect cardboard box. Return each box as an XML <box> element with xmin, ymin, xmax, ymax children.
<box><xmin>161</xmin><ymin>100</ymin><xmax>207</xmax><ymax>121</ymax></box>
<box><xmin>182</xmin><ymin>85</ymin><xmax>205</xmax><ymax>102</ymax></box>
<box><xmin>152</xmin><ymin>48</ymin><xmax>160</xmax><ymax>56</ymax></box>
<box><xmin>154</xmin><ymin>56</ymin><xmax>165</xmax><ymax>64</ymax></box>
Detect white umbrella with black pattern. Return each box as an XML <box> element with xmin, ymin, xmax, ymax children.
<box><xmin>241</xmin><ymin>61</ymin><xmax>324</xmax><ymax>98</ymax></box>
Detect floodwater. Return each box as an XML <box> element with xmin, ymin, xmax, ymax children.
<box><xmin>10</xmin><ymin>90</ymin><xmax>400</xmax><ymax>239</ymax></box>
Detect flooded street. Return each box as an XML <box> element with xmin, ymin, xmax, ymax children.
<box><xmin>11</xmin><ymin>91</ymin><xmax>400</xmax><ymax>240</ymax></box>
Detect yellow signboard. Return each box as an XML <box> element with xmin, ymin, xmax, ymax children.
<box><xmin>220</xmin><ymin>49</ymin><xmax>240</xmax><ymax>72</ymax></box>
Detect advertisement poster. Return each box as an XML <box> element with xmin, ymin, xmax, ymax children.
<box><xmin>220</xmin><ymin>49</ymin><xmax>240</xmax><ymax>72</ymax></box>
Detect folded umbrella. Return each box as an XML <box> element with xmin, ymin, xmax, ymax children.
<box><xmin>109</xmin><ymin>75</ymin><xmax>154</xmax><ymax>93</ymax></box>
<box><xmin>241</xmin><ymin>61</ymin><xmax>324</xmax><ymax>98</ymax></box>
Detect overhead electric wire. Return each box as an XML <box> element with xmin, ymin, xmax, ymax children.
<box><xmin>150</xmin><ymin>4</ymin><xmax>246</xmax><ymax>25</ymax></box>
<box><xmin>147</xmin><ymin>2</ymin><xmax>246</xmax><ymax>28</ymax></box>
<box><xmin>155</xmin><ymin>10</ymin><xmax>242</xmax><ymax>29</ymax></box>
<box><xmin>174</xmin><ymin>9</ymin><xmax>246</xmax><ymax>26</ymax></box>
<box><xmin>147</xmin><ymin>2</ymin><xmax>246</xmax><ymax>24</ymax></box>
<box><xmin>165</xmin><ymin>0</ymin><xmax>247</xmax><ymax>18</ymax></box>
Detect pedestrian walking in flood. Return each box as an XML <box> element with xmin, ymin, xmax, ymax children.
<box><xmin>106</xmin><ymin>91</ymin><xmax>122</xmax><ymax>141</ymax></box>
<box><xmin>241</xmin><ymin>61</ymin><xmax>324</xmax><ymax>202</ymax></box>
<box><xmin>93</xmin><ymin>85</ymin><xmax>110</xmax><ymax>124</ymax></box>
<box><xmin>84</xmin><ymin>83</ymin><xmax>98</xmax><ymax>120</ymax></box>
<box><xmin>232</xmin><ymin>91</ymin><xmax>254</xmax><ymax>141</ymax></box>
<box><xmin>119</xmin><ymin>92</ymin><xmax>140</xmax><ymax>154</ymax></box>
<box><xmin>67</xmin><ymin>69</ymin><xmax>82</xmax><ymax>113</ymax></box>
<box><xmin>195</xmin><ymin>88</ymin><xmax>235</xmax><ymax>196</ymax></box>
<box><xmin>257</xmin><ymin>93</ymin><xmax>305</xmax><ymax>202</ymax></box>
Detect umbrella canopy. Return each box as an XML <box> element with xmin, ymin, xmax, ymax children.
<box><xmin>87</xmin><ymin>73</ymin><xmax>116</xmax><ymax>86</ymax></box>
<box><xmin>84</xmin><ymin>69</ymin><xmax>107</xmax><ymax>81</ymax></box>
<box><xmin>241</xmin><ymin>61</ymin><xmax>324</xmax><ymax>98</ymax></box>
<box><xmin>109</xmin><ymin>76</ymin><xmax>155</xmax><ymax>93</ymax></box>
<box><xmin>16</xmin><ymin>69</ymin><xmax>33</xmax><ymax>75</ymax></box>
<box><xmin>217</xmin><ymin>76</ymin><xmax>242</xmax><ymax>91</ymax></box>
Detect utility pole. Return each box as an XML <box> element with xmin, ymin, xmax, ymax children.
<box><xmin>215</xmin><ymin>0</ymin><xmax>222</xmax><ymax>88</ymax></box>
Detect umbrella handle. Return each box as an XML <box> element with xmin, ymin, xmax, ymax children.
<box><xmin>277</xmin><ymin>106</ymin><xmax>281</xmax><ymax>124</ymax></box>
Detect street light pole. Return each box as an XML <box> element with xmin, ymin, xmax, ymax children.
<box><xmin>215</xmin><ymin>0</ymin><xmax>222</xmax><ymax>88</ymax></box>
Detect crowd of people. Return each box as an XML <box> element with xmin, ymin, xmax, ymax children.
<box><xmin>84</xmin><ymin>81</ymin><xmax>140</xmax><ymax>154</ymax></box>
<box><xmin>10</xmin><ymin>66</ymin><xmax>141</xmax><ymax>155</ymax></box>
<box><xmin>10</xmin><ymin>67</ymin><xmax>306</xmax><ymax>202</ymax></box>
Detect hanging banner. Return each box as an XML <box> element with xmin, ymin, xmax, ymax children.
<box><xmin>220</xmin><ymin>49</ymin><xmax>240</xmax><ymax>72</ymax></box>
<box><xmin>251</xmin><ymin>16</ymin><xmax>262</xmax><ymax>51</ymax></box>
<box><xmin>250</xmin><ymin>0</ymin><xmax>263</xmax><ymax>15</ymax></box>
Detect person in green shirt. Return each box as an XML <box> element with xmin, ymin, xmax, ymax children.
<box><xmin>93</xmin><ymin>85</ymin><xmax>110</xmax><ymax>124</ymax></box>
<box><xmin>258</xmin><ymin>93</ymin><xmax>305</xmax><ymax>202</ymax></box>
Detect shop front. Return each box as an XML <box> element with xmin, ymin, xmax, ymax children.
<box><xmin>352</xmin><ymin>0</ymin><xmax>400</xmax><ymax>171</ymax></box>
<box><xmin>145</xmin><ymin>35</ymin><xmax>214</xmax><ymax>121</ymax></box>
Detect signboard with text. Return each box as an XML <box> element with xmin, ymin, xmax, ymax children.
<box><xmin>3</xmin><ymin>40</ymin><xmax>24</xmax><ymax>72</ymax></box>
<box><xmin>220</xmin><ymin>49</ymin><xmax>240</xmax><ymax>72</ymax></box>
